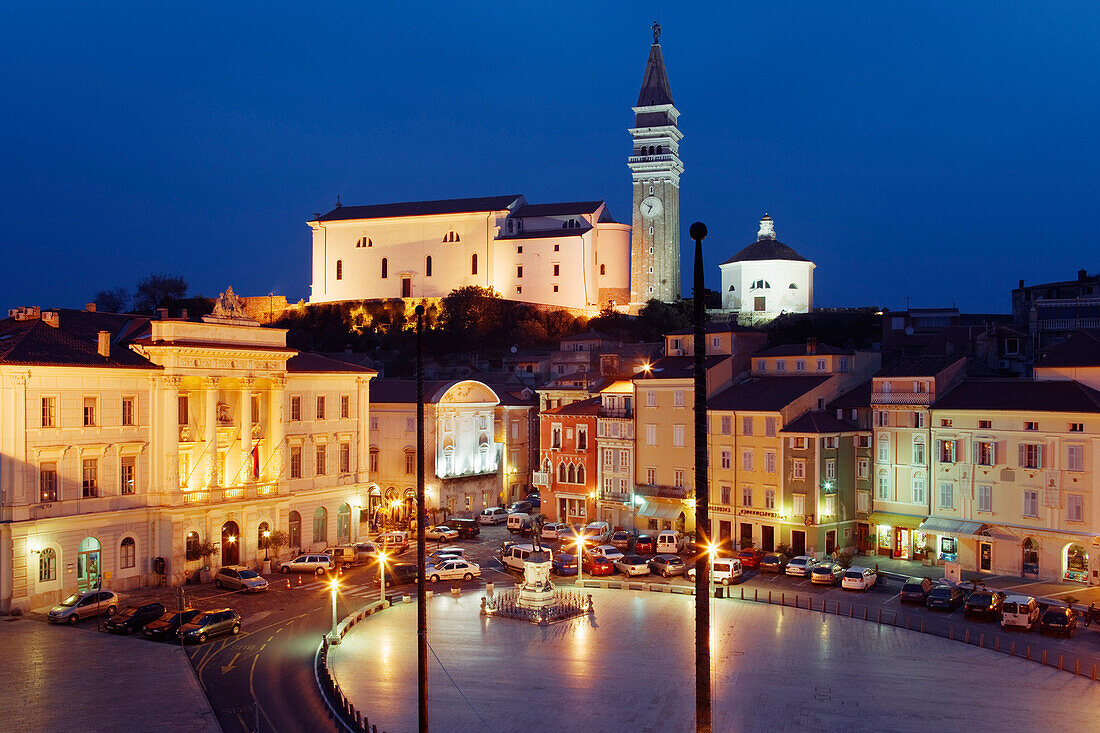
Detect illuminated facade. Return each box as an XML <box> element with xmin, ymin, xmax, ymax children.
<box><xmin>536</xmin><ymin>398</ymin><xmax>599</xmax><ymax>525</ymax></box>
<box><xmin>719</xmin><ymin>215</ymin><xmax>815</xmax><ymax>322</ymax></box>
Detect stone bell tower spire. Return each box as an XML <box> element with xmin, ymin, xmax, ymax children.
<box><xmin>629</xmin><ymin>22</ymin><xmax>683</xmax><ymax>306</ymax></box>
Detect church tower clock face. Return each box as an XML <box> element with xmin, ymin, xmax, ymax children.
<box><xmin>640</xmin><ymin>196</ymin><xmax>663</xmax><ymax>218</ymax></box>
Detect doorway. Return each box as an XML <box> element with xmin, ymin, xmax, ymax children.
<box><xmin>718</xmin><ymin>521</ymin><xmax>732</xmax><ymax>553</ymax></box>
<box><xmin>401</xmin><ymin>277</ymin><xmax>412</xmax><ymax>298</ymax></box>
<box><xmin>739</xmin><ymin>522</ymin><xmax>753</xmax><ymax>549</ymax></box>
<box><xmin>791</xmin><ymin>530</ymin><xmax>806</xmax><ymax>556</ymax></box>
<box><xmin>761</xmin><ymin>525</ymin><xmax>775</xmax><ymax>552</ymax></box>
<box><xmin>893</xmin><ymin>528</ymin><xmax>911</xmax><ymax>559</ymax></box>
<box><xmin>825</xmin><ymin>530</ymin><xmax>837</xmax><ymax>556</ymax></box>
<box><xmin>221</xmin><ymin>521</ymin><xmax>240</xmax><ymax>565</ymax></box>
<box><xmin>979</xmin><ymin>541</ymin><xmax>992</xmax><ymax>572</ymax></box>
<box><xmin>77</xmin><ymin>537</ymin><xmax>101</xmax><ymax>592</ymax></box>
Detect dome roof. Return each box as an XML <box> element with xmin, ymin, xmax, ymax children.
<box><xmin>721</xmin><ymin>214</ymin><xmax>810</xmax><ymax>264</ymax></box>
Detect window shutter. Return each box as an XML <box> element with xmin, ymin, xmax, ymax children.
<box><xmin>1036</xmin><ymin>444</ymin><xmax>1043</xmax><ymax>469</ymax></box>
<box><xmin>936</xmin><ymin>440</ymin><xmax>943</xmax><ymax>460</ymax></box>
<box><xmin>1018</xmin><ymin>443</ymin><xmax>1025</xmax><ymax>468</ymax></box>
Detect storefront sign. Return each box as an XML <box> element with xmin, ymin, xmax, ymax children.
<box><xmin>739</xmin><ymin>509</ymin><xmax>782</xmax><ymax>520</ymax></box>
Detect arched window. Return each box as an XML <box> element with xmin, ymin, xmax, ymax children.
<box><xmin>258</xmin><ymin>521</ymin><xmax>270</xmax><ymax>550</ymax></box>
<box><xmin>728</xmin><ymin>285</ymin><xmax>735</xmax><ymax>291</ymax></box>
<box><xmin>442</xmin><ymin>445</ymin><xmax>454</xmax><ymax>475</ymax></box>
<box><xmin>357</xmin><ymin>236</ymin><xmax>372</xmax><ymax>248</ymax></box>
<box><xmin>543</xmin><ymin>458</ymin><xmax>552</xmax><ymax>473</ymax></box>
<box><xmin>185</xmin><ymin>531</ymin><xmax>200</xmax><ymax>561</ymax></box>
<box><xmin>312</xmin><ymin>507</ymin><xmax>328</xmax><ymax>544</ymax></box>
<box><xmin>471</xmin><ymin>253</ymin><xmax>478</xmax><ymax>275</ymax></box>
<box><xmin>336</xmin><ymin>504</ymin><xmax>351</xmax><ymax>544</ymax></box>
<box><xmin>912</xmin><ymin>437</ymin><xmax>926</xmax><ymax>465</ymax></box>
<box><xmin>788</xmin><ymin>283</ymin><xmax>798</xmax><ymax>289</ymax></box>
<box><xmin>288</xmin><ymin>511</ymin><xmax>301</xmax><ymax>548</ymax></box>
<box><xmin>381</xmin><ymin>258</ymin><xmax>388</xmax><ymax>279</ymax></box>
<box><xmin>876</xmin><ymin>469</ymin><xmax>890</xmax><ymax>500</ymax></box>
<box><xmin>576</xmin><ymin>464</ymin><xmax>585</xmax><ymax>484</ymax></box>
<box><xmin>425</xmin><ymin>255</ymin><xmax>432</xmax><ymax>277</ymax></box>
<box><xmin>558</xmin><ymin>462</ymin><xmax>567</xmax><ymax>482</ymax></box>
<box><xmin>335</xmin><ymin>260</ymin><xmax>343</xmax><ymax>280</ymax></box>
<box><xmin>39</xmin><ymin>547</ymin><xmax>57</xmax><ymax>582</ymax></box>
<box><xmin>911</xmin><ymin>471</ymin><xmax>926</xmax><ymax>504</ymax></box>
<box><xmin>600</xmin><ymin>264</ymin><xmax>606</xmax><ymax>275</ymax></box>
<box><xmin>119</xmin><ymin>536</ymin><xmax>136</xmax><ymax>569</ymax></box>
<box><xmin>1022</xmin><ymin>537</ymin><xmax>1039</xmax><ymax>566</ymax></box>
<box><xmin>568</xmin><ymin>464</ymin><xmax>576</xmax><ymax>484</ymax></box>
<box><xmin>656</xmin><ymin>145</ymin><xmax>663</xmax><ymax>154</ymax></box>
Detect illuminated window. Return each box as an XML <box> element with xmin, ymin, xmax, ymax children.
<box><xmin>471</xmin><ymin>254</ymin><xmax>478</xmax><ymax>275</ymax></box>
<box><xmin>336</xmin><ymin>260</ymin><xmax>343</xmax><ymax>280</ymax></box>
<box><xmin>120</xmin><ymin>537</ymin><xmax>136</xmax><ymax>569</ymax></box>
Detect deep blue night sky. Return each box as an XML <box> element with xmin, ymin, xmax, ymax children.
<box><xmin>2</xmin><ymin>2</ymin><xmax>1098</xmax><ymax>314</ymax></box>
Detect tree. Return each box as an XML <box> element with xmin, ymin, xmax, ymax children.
<box><xmin>134</xmin><ymin>273</ymin><xmax>188</xmax><ymax>312</ymax></box>
<box><xmin>440</xmin><ymin>286</ymin><xmax>505</xmax><ymax>347</ymax></box>
<box><xmin>265</xmin><ymin>529</ymin><xmax>288</xmax><ymax>560</ymax></box>
<box><xmin>93</xmin><ymin>286</ymin><xmax>129</xmax><ymax>313</ymax></box>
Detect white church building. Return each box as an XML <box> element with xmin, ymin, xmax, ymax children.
<box><xmin>720</xmin><ymin>215</ymin><xmax>815</xmax><ymax>322</ymax></box>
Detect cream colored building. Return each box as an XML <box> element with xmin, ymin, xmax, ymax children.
<box><xmin>0</xmin><ymin>299</ymin><xmax>375</xmax><ymax>613</ymax></box>
<box><xmin>719</xmin><ymin>215</ymin><xmax>815</xmax><ymax>322</ymax></box>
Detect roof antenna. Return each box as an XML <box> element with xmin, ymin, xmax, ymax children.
<box><xmin>335</xmin><ymin>195</ymin><xmax>342</xmax><ymax>208</ymax></box>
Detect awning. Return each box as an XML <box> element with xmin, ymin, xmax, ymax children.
<box><xmin>867</xmin><ymin>512</ymin><xmax>926</xmax><ymax>529</ymax></box>
<box><xmin>636</xmin><ymin>501</ymin><xmax>686</xmax><ymax>521</ymax></box>
<box><xmin>918</xmin><ymin>517</ymin><xmax>987</xmax><ymax>538</ymax></box>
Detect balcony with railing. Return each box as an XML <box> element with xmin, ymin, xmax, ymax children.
<box><xmin>599</xmin><ymin>489</ymin><xmax>630</xmax><ymax>504</ymax></box>
<box><xmin>532</xmin><ymin>471</ymin><xmax>550</xmax><ymax>488</ymax></box>
<box><xmin>634</xmin><ymin>483</ymin><xmax>690</xmax><ymax>500</ymax></box>
<box><xmin>597</xmin><ymin>420</ymin><xmax>634</xmax><ymax>439</ymax></box>
<box><xmin>181</xmin><ymin>482</ymin><xmax>281</xmax><ymax>505</ymax></box>
<box><xmin>628</xmin><ymin>154</ymin><xmax>675</xmax><ymax>165</ymax></box>
<box><xmin>598</xmin><ymin>406</ymin><xmax>633</xmax><ymax>419</ymax></box>
<box><xmin>871</xmin><ymin>392</ymin><xmax>933</xmax><ymax>405</ymax></box>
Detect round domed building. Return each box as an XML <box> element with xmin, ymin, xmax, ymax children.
<box><xmin>719</xmin><ymin>214</ymin><xmax>815</xmax><ymax>322</ymax></box>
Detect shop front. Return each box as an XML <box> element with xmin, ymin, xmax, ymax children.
<box><xmin>918</xmin><ymin>517</ymin><xmax>989</xmax><ymax>568</ymax></box>
<box><xmin>735</xmin><ymin>508</ymin><xmax>784</xmax><ymax>552</ymax></box>
<box><xmin>1064</xmin><ymin>543</ymin><xmax>1090</xmax><ymax>583</ymax></box>
<box><xmin>636</xmin><ymin>500</ymin><xmax>686</xmax><ymax>534</ymax></box>
<box><xmin>866</xmin><ymin>512</ymin><xmax>927</xmax><ymax>559</ymax></box>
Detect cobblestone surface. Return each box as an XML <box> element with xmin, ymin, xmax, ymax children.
<box><xmin>330</xmin><ymin>588</ymin><xmax>1097</xmax><ymax>733</ymax></box>
<box><xmin>0</xmin><ymin>616</ymin><xmax>219</xmax><ymax>733</ymax></box>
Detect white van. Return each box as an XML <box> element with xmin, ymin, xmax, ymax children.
<box><xmin>507</xmin><ymin>512</ymin><xmax>531</xmax><ymax>534</ymax></box>
<box><xmin>1001</xmin><ymin>595</ymin><xmax>1041</xmax><ymax>630</ymax></box>
<box><xmin>479</xmin><ymin>507</ymin><xmax>508</xmax><ymax>525</ymax></box>
<box><xmin>500</xmin><ymin>543</ymin><xmax>553</xmax><ymax>572</ymax></box>
<box><xmin>582</xmin><ymin>521</ymin><xmax>611</xmax><ymax>544</ymax></box>
<box><xmin>687</xmin><ymin>558</ymin><xmax>743</xmax><ymax>585</ymax></box>
<box><xmin>656</xmin><ymin>530</ymin><xmax>685</xmax><ymax>554</ymax></box>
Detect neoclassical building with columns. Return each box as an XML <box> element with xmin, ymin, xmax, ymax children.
<box><xmin>0</xmin><ymin>296</ymin><xmax>375</xmax><ymax>613</ymax></box>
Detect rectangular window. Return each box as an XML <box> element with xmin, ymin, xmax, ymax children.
<box><xmin>405</xmin><ymin>452</ymin><xmax>415</xmax><ymax>474</ymax></box>
<box><xmin>791</xmin><ymin>437</ymin><xmax>807</xmax><ymax>450</ymax></box>
<box><xmin>646</xmin><ymin>467</ymin><xmax>657</xmax><ymax>485</ymax></box>
<box><xmin>765</xmin><ymin>417</ymin><xmax>777</xmax><ymax>437</ymax></box>
<box><xmin>517</xmin><ymin>265</ymin><xmax>523</xmax><ymax>278</ymax></box>
<box><xmin>940</xmin><ymin>419</ymin><xmax>952</xmax><ymax>427</ymax></box>
<box><xmin>618</xmin><ymin>450</ymin><xmax>629</xmax><ymax>470</ymax></box>
<box><xmin>939</xmin><ymin>440</ymin><xmax>957</xmax><ymax>463</ymax></box>
<box><xmin>83</xmin><ymin>397</ymin><xmax>96</xmax><ymax>427</ymax></box>
<box><xmin>290</xmin><ymin>396</ymin><xmax>301</xmax><ymax>422</ymax></box>
<box><xmin>40</xmin><ymin>463</ymin><xmax>58</xmax><ymax>502</ymax></box>
<box><xmin>978</xmin><ymin>419</ymin><xmax>992</xmax><ymax>429</ymax></box>
<box><xmin>645</xmin><ymin>423</ymin><xmax>657</xmax><ymax>446</ymax></box>
<box><xmin>511</xmin><ymin>421</ymin><xmax>519</xmax><ymax>439</ymax></box>
<box><xmin>792</xmin><ymin>494</ymin><xmax>805</xmax><ymax>515</ymax></box>
<box><xmin>646</xmin><ymin>390</ymin><xmax>656</xmax><ymax>407</ymax></box>
<box><xmin>316</xmin><ymin>396</ymin><xmax>326</xmax><ymax>420</ymax></box>
<box><xmin>913</xmin><ymin>440</ymin><xmax>926</xmax><ymax>465</ymax></box>
<box><xmin>720</xmin><ymin>485</ymin><xmax>731</xmax><ymax>505</ymax></box>
<box><xmin>742</xmin><ymin>416</ymin><xmax>753</xmax><ymax>436</ymax></box>
<box><xmin>877</xmin><ymin>473</ymin><xmax>889</xmax><ymax>500</ymax></box>
<box><xmin>825</xmin><ymin>459</ymin><xmax>836</xmax><ymax>481</ymax></box>
<box><xmin>720</xmin><ymin>416</ymin><xmax>731</xmax><ymax>435</ymax></box>
<box><xmin>673</xmin><ymin>390</ymin><xmax>684</xmax><ymax>407</ymax></box>
<box><xmin>576</xmin><ymin>427</ymin><xmax>587</xmax><ymax>450</ymax></box>
<box><xmin>369</xmin><ymin>450</ymin><xmax>378</xmax><ymax>473</ymax></box>
<box><xmin>791</xmin><ymin>460</ymin><xmax>806</xmax><ymax>480</ymax></box>
<box><xmin>673</xmin><ymin>469</ymin><xmax>685</xmax><ymax>488</ymax></box>
<box><xmin>82</xmin><ymin>458</ymin><xmax>98</xmax><ymax>498</ymax></box>
<box><xmin>1022</xmin><ymin>489</ymin><xmax>1039</xmax><ymax>518</ymax></box>
<box><xmin>765</xmin><ymin>489</ymin><xmax>776</xmax><ymax>510</ymax></box>
<box><xmin>817</xmin><ymin>359</ymin><xmax>827</xmax><ymax>372</ymax></box>
<box><xmin>1068</xmin><ymin>422</ymin><xmax>1083</xmax><ymax>432</ymax></box>
<box><xmin>795</xmin><ymin>360</ymin><xmax>805</xmax><ymax>372</ymax></box>
<box><xmin>977</xmin><ymin>484</ymin><xmax>992</xmax><ymax>513</ymax></box>
<box><xmin>41</xmin><ymin>396</ymin><xmax>56</xmax><ymax>428</ymax></box>
<box><xmin>672</xmin><ymin>424</ymin><xmax>685</xmax><ymax>447</ymax></box>
<box><xmin>1067</xmin><ymin>445</ymin><xmax>1084</xmax><ymax>472</ymax></box>
<box><xmin>315</xmin><ymin>445</ymin><xmax>326</xmax><ymax>476</ymax></box>
<box><xmin>1024</xmin><ymin>421</ymin><xmax>1038</xmax><ymax>431</ymax></box>
<box><xmin>757</xmin><ymin>360</ymin><xmax>767</xmax><ymax>372</ymax></box>
<box><xmin>1019</xmin><ymin>443</ymin><xmax>1042</xmax><ymax>469</ymax></box>
<box><xmin>764</xmin><ymin>451</ymin><xmax>776</xmax><ymax>473</ymax></box>
<box><xmin>939</xmin><ymin>481</ymin><xmax>954</xmax><ymax>510</ymax></box>
<box><xmin>120</xmin><ymin>456</ymin><xmax>136</xmax><ymax>495</ymax></box>
<box><xmin>340</xmin><ymin>443</ymin><xmax>350</xmax><ymax>473</ymax></box>
<box><xmin>741</xmin><ymin>449</ymin><xmax>753</xmax><ymax>472</ymax></box>
<box><xmin>720</xmin><ymin>450</ymin><xmax>731</xmax><ymax>470</ymax></box>
<box><xmin>120</xmin><ymin>539</ymin><xmax>136</xmax><ymax>569</ymax></box>
<box><xmin>775</xmin><ymin>360</ymin><xmax>786</xmax><ymax>372</ymax></box>
<box><xmin>341</xmin><ymin>395</ymin><xmax>350</xmax><ymax>419</ymax></box>
<box><xmin>912</xmin><ymin>475</ymin><xmax>926</xmax><ymax>504</ymax></box>
<box><xmin>838</xmin><ymin>358</ymin><xmax>849</xmax><ymax>372</ymax></box>
<box><xmin>1066</xmin><ymin>494</ymin><xmax>1084</xmax><ymax>522</ymax></box>
<box><xmin>604</xmin><ymin>449</ymin><xmax>614</xmax><ymax>468</ymax></box>
<box><xmin>370</xmin><ymin>416</ymin><xmax>379</xmax><ymax>431</ymax></box>
<box><xmin>857</xmin><ymin>458</ymin><xmax>869</xmax><ymax>479</ymax></box>
<box><xmin>122</xmin><ymin>397</ymin><xmax>135</xmax><ymax>426</ymax></box>
<box><xmin>742</xmin><ymin>486</ymin><xmax>753</xmax><ymax>507</ymax></box>
<box><xmin>290</xmin><ymin>446</ymin><xmax>302</xmax><ymax>478</ymax></box>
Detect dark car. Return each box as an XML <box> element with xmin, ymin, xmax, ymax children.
<box><xmin>448</xmin><ymin>518</ymin><xmax>481</xmax><ymax>539</ymax></box>
<box><xmin>507</xmin><ymin>501</ymin><xmax>533</xmax><ymax>515</ymax></box>
<box><xmin>634</xmin><ymin>534</ymin><xmax>655</xmax><ymax>554</ymax></box>
<box><xmin>899</xmin><ymin>577</ymin><xmax>934</xmax><ymax>604</ymax></box>
<box><xmin>143</xmin><ymin>608</ymin><xmax>202</xmax><ymax>641</ymax></box>
<box><xmin>1039</xmin><ymin>607</ymin><xmax>1079</xmax><ymax>637</ymax></box>
<box><xmin>179</xmin><ymin>608</ymin><xmax>242</xmax><ymax>644</ymax></box>
<box><xmin>926</xmin><ymin>585</ymin><xmax>965</xmax><ymax>611</ymax></box>
<box><xmin>964</xmin><ymin>590</ymin><xmax>1006</xmax><ymax>619</ymax></box>
<box><xmin>758</xmin><ymin>554</ymin><xmax>788</xmax><ymax>574</ymax></box>
<box><xmin>526</xmin><ymin>493</ymin><xmax>541</xmax><ymax>508</ymax></box>
<box><xmin>551</xmin><ymin>553</ymin><xmax>578</xmax><ymax>576</ymax></box>
<box><xmin>104</xmin><ymin>602</ymin><xmax>166</xmax><ymax>635</ymax></box>
<box><xmin>610</xmin><ymin>531</ymin><xmax>634</xmax><ymax>550</ymax></box>
<box><xmin>380</xmin><ymin>563</ymin><xmax>420</xmax><ymax>586</ymax></box>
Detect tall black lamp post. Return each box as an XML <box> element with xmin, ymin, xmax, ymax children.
<box><xmin>414</xmin><ymin>305</ymin><xmax>428</xmax><ymax>733</ymax></box>
<box><xmin>690</xmin><ymin>221</ymin><xmax>711</xmax><ymax>733</ymax></box>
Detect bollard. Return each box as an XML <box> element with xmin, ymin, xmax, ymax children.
<box><xmin>1026</xmin><ymin>645</ymin><xmax>1030</xmax><ymax>661</ymax></box>
<box><xmin>781</xmin><ymin>592</ymin><xmax>784</xmax><ymax>606</ymax></box>
<box><xmin>994</xmin><ymin>637</ymin><xmax>999</xmax><ymax>652</ymax></box>
<box><xmin>741</xmin><ymin>587</ymin><xmax>744</xmax><ymax>600</ymax></box>
<box><xmin>893</xmin><ymin>612</ymin><xmax>898</xmax><ymax>626</ymax></box>
<box><xmin>920</xmin><ymin>619</ymin><xmax>924</xmax><ymax>633</ymax></box>
<box><xmin>979</xmin><ymin>633</ymin><xmax>984</xmax><ymax>648</ymax></box>
<box><xmin>755</xmin><ymin>588</ymin><xmax>759</xmax><ymax>602</ymax></box>
<box><xmin>1058</xmin><ymin>654</ymin><xmax>1063</xmax><ymax>670</ymax></box>
<box><xmin>1041</xmin><ymin>650</ymin><xmax>1047</xmax><ymax>666</ymax></box>
<box><xmin>849</xmin><ymin>605</ymin><xmax>853</xmax><ymax>618</ymax></box>
<box><xmin>796</xmin><ymin>594</ymin><xmax>799</xmax><ymax>608</ymax></box>
<box><xmin>1010</xmin><ymin>641</ymin><xmax>1016</xmax><ymax>656</ymax></box>
<box><xmin>878</xmin><ymin>609</ymin><xmax>882</xmax><ymax>624</ymax></box>
<box><xmin>486</xmin><ymin>582</ymin><xmax>494</xmax><ymax>595</ymax></box>
<box><xmin>864</xmin><ymin>607</ymin><xmax>868</xmax><ymax>621</ymax></box>
<box><xmin>836</xmin><ymin>601</ymin><xmax>841</xmax><ymax>615</ymax></box>
<box><xmin>768</xmin><ymin>590</ymin><xmax>772</xmax><ymax>604</ymax></box>
<box><xmin>355</xmin><ymin>711</ymin><xmax>361</xmax><ymax>726</ymax></box>
<box><xmin>426</xmin><ymin>590</ymin><xmax>433</xmax><ymax>600</ymax></box>
<box><xmin>964</xmin><ymin>629</ymin><xmax>970</xmax><ymax>644</ymax></box>
<box><xmin>949</xmin><ymin>626</ymin><xmax>954</xmax><ymax>640</ymax></box>
<box><xmin>1093</xmin><ymin>664</ymin><xmax>1098</xmax><ymax>681</ymax></box>
<box><xmin>906</xmin><ymin>617</ymin><xmax>911</xmax><ymax>630</ymax></box>
<box><xmin>1074</xmin><ymin>659</ymin><xmax>1080</xmax><ymax>676</ymax></box>
<box><xmin>451</xmin><ymin>586</ymin><xmax>461</xmax><ymax>597</ymax></box>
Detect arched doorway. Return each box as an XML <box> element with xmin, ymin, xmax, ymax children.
<box><xmin>368</xmin><ymin>487</ymin><xmax>382</xmax><ymax>530</ymax></box>
<box><xmin>1064</xmin><ymin>543</ymin><xmax>1089</xmax><ymax>583</ymax></box>
<box><xmin>336</xmin><ymin>503</ymin><xmax>351</xmax><ymax>544</ymax></box>
<box><xmin>288</xmin><ymin>511</ymin><xmax>301</xmax><ymax>549</ymax></box>
<box><xmin>221</xmin><ymin>521</ymin><xmax>240</xmax><ymax>565</ymax></box>
<box><xmin>403</xmin><ymin>489</ymin><xmax>416</xmax><ymax>527</ymax></box>
<box><xmin>77</xmin><ymin>537</ymin><xmax>101</xmax><ymax>592</ymax></box>
<box><xmin>1022</xmin><ymin>537</ymin><xmax>1039</xmax><ymax>575</ymax></box>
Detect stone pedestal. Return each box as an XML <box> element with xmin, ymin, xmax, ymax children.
<box><xmin>517</xmin><ymin>552</ymin><xmax>554</xmax><ymax>610</ymax></box>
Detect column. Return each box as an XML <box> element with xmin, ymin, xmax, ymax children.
<box><xmin>203</xmin><ymin>376</ymin><xmax>219</xmax><ymax>488</ymax></box>
<box><xmin>268</xmin><ymin>377</ymin><xmax>286</xmax><ymax>483</ymax></box>
<box><xmin>160</xmin><ymin>375</ymin><xmax>182</xmax><ymax>494</ymax></box>
<box><xmin>3</xmin><ymin>372</ymin><xmax>29</xmax><ymax>506</ymax></box>
<box><xmin>240</xmin><ymin>376</ymin><xmax>255</xmax><ymax>485</ymax></box>
<box><xmin>356</xmin><ymin>376</ymin><xmax>371</xmax><ymax>483</ymax></box>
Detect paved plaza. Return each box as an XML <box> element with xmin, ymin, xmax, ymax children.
<box><xmin>331</xmin><ymin>588</ymin><xmax>1097</xmax><ymax>732</ymax></box>
<box><xmin>0</xmin><ymin>617</ymin><xmax>219</xmax><ymax>733</ymax></box>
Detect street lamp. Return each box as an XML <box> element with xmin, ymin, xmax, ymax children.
<box><xmin>378</xmin><ymin>551</ymin><xmax>389</xmax><ymax>604</ymax></box>
<box><xmin>574</xmin><ymin>533</ymin><xmax>586</xmax><ymax>587</ymax></box>
<box><xmin>706</xmin><ymin>542</ymin><xmax>717</xmax><ymax>599</ymax></box>
<box><xmin>328</xmin><ymin>577</ymin><xmax>340</xmax><ymax>645</ymax></box>
<box><xmin>263</xmin><ymin>530</ymin><xmax>271</xmax><ymax>561</ymax></box>
<box><xmin>632</xmin><ymin>493</ymin><xmax>644</xmax><ymax>540</ymax></box>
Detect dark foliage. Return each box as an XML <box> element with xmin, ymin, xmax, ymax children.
<box><xmin>134</xmin><ymin>273</ymin><xmax>189</xmax><ymax>312</ymax></box>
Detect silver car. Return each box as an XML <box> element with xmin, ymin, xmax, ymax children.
<box><xmin>214</xmin><ymin>565</ymin><xmax>269</xmax><ymax>592</ymax></box>
<box><xmin>647</xmin><ymin>554</ymin><xmax>687</xmax><ymax>577</ymax></box>
<box><xmin>785</xmin><ymin>555</ymin><xmax>817</xmax><ymax>577</ymax></box>
<box><xmin>280</xmin><ymin>554</ymin><xmax>334</xmax><ymax>575</ymax></box>
<box><xmin>47</xmin><ymin>590</ymin><xmax>121</xmax><ymax>624</ymax></box>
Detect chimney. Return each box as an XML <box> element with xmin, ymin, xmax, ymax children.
<box><xmin>1018</xmin><ymin>279</ymin><xmax>1024</xmax><ymax>289</ymax></box>
<box><xmin>1078</xmin><ymin>269</ymin><xmax>1088</xmax><ymax>283</ymax></box>
<box><xmin>42</xmin><ymin>311</ymin><xmax>59</xmax><ymax>328</ymax></box>
<box><xmin>179</xmin><ymin>308</ymin><xmax>188</xmax><ymax>320</ymax></box>
<box><xmin>97</xmin><ymin>331</ymin><xmax>111</xmax><ymax>358</ymax></box>
<box><xmin>806</xmin><ymin>337</ymin><xmax>817</xmax><ymax>355</ymax></box>
<box><xmin>157</xmin><ymin>308</ymin><xmax>169</xmax><ymax>320</ymax></box>
<box><xmin>85</xmin><ymin>302</ymin><xmax>96</xmax><ymax>312</ymax></box>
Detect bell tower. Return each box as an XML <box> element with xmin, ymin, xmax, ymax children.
<box><xmin>629</xmin><ymin>21</ymin><xmax>683</xmax><ymax>306</ymax></box>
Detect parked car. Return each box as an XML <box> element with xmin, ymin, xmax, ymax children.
<box><xmin>551</xmin><ymin>553</ymin><xmax>578</xmax><ymax>576</ymax></box>
<box><xmin>582</xmin><ymin>554</ymin><xmax>615</xmax><ymax>576</ymax></box>
<box><xmin>143</xmin><ymin>608</ymin><xmax>202</xmax><ymax>641</ymax></box>
<box><xmin>1001</xmin><ymin>595</ymin><xmax>1041</xmax><ymax>630</ymax></box>
<box><xmin>964</xmin><ymin>590</ymin><xmax>1006</xmax><ymax>619</ymax></box>
<box><xmin>926</xmin><ymin>585</ymin><xmax>965</xmax><ymax>611</ymax></box>
<box><xmin>507</xmin><ymin>513</ymin><xmax>531</xmax><ymax>534</ymax></box>
<box><xmin>376</xmin><ymin>531</ymin><xmax>410</xmax><ymax>554</ymax></box>
<box><xmin>179</xmin><ymin>608</ymin><xmax>241</xmax><ymax>644</ymax></box>
<box><xmin>428</xmin><ymin>547</ymin><xmax>469</xmax><ymax>563</ymax></box>
<box><xmin>280</xmin><ymin>554</ymin><xmax>334</xmax><ymax>575</ymax></box>
<box><xmin>784</xmin><ymin>556</ymin><xmax>816</xmax><ymax>578</ymax></box>
<box><xmin>583</xmin><ymin>522</ymin><xmax>612</xmax><ymax>545</ymax></box>
<box><xmin>104</xmin><ymin>602</ymin><xmax>166</xmax><ymax>634</ymax></box>
<box><xmin>425</xmin><ymin>525</ymin><xmax>460</xmax><ymax>542</ymax></box>
<box><xmin>47</xmin><ymin>590</ymin><xmax>120</xmax><ymax>624</ymax></box>
<box><xmin>479</xmin><ymin>507</ymin><xmax>509</xmax><ymax>525</ymax></box>
<box><xmin>352</xmin><ymin>541</ymin><xmax>382</xmax><ymax>564</ymax></box>
<box><xmin>614</xmin><ymin>555</ymin><xmax>651</xmax><ymax>577</ymax></box>
<box><xmin>634</xmin><ymin>534</ymin><xmax>656</xmax><ymax>554</ymax></box>
<box><xmin>214</xmin><ymin>565</ymin><xmax>269</xmax><ymax>592</ymax></box>
<box><xmin>589</xmin><ymin>545</ymin><xmax>625</xmax><ymax>563</ymax></box>
<box><xmin>501</xmin><ymin>543</ymin><xmax>552</xmax><ymax>572</ymax></box>
<box><xmin>809</xmin><ymin>562</ymin><xmax>844</xmax><ymax>586</ymax></box>
<box><xmin>541</xmin><ymin>523</ymin><xmax>569</xmax><ymax>540</ymax></box>
<box><xmin>526</xmin><ymin>493</ymin><xmax>542</xmax><ymax>508</ymax></box>
<box><xmin>379</xmin><ymin>563</ymin><xmax>419</xmax><ymax>586</ymax></box>
<box><xmin>507</xmin><ymin>501</ymin><xmax>533</xmax><ymax>515</ymax></box>
<box><xmin>841</xmin><ymin>567</ymin><xmax>877</xmax><ymax>591</ymax></box>
<box><xmin>1039</xmin><ymin>606</ymin><xmax>1079</xmax><ymax>637</ymax></box>
<box><xmin>648</xmin><ymin>554</ymin><xmax>687</xmax><ymax>577</ymax></box>
<box><xmin>427</xmin><ymin>559</ymin><xmax>481</xmax><ymax>583</ymax></box>
<box><xmin>736</xmin><ymin>548</ymin><xmax>765</xmax><ymax>568</ymax></box>
<box><xmin>610</xmin><ymin>531</ymin><xmax>634</xmax><ymax>550</ymax></box>
<box><xmin>758</xmin><ymin>554</ymin><xmax>788</xmax><ymax>574</ymax></box>
<box><xmin>323</xmin><ymin>546</ymin><xmax>360</xmax><ymax>566</ymax></box>
<box><xmin>899</xmin><ymin>577</ymin><xmax>934</xmax><ymax>604</ymax></box>
<box><xmin>687</xmin><ymin>558</ymin><xmax>743</xmax><ymax>585</ymax></box>
<box><xmin>448</xmin><ymin>518</ymin><xmax>481</xmax><ymax>539</ymax></box>
<box><xmin>656</xmin><ymin>530</ymin><xmax>685</xmax><ymax>554</ymax></box>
